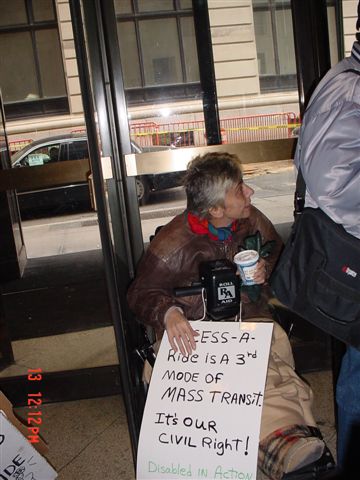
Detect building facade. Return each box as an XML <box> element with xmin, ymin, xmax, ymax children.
<box><xmin>0</xmin><ymin>0</ymin><xmax>358</xmax><ymax>148</ymax></box>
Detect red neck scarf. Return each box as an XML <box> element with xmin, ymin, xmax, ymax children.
<box><xmin>187</xmin><ymin>212</ymin><xmax>237</xmax><ymax>241</ymax></box>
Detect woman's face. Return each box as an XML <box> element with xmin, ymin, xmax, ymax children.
<box><xmin>211</xmin><ymin>181</ymin><xmax>254</xmax><ymax>227</ymax></box>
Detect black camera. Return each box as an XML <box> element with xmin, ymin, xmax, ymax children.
<box><xmin>174</xmin><ymin>259</ymin><xmax>240</xmax><ymax>320</ymax></box>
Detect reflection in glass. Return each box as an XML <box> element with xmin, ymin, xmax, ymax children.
<box><xmin>0</xmin><ymin>32</ymin><xmax>39</xmax><ymax>102</ymax></box>
<box><xmin>254</xmin><ymin>9</ymin><xmax>276</xmax><ymax>75</ymax></box>
<box><xmin>140</xmin><ymin>18</ymin><xmax>182</xmax><ymax>86</ymax></box>
<box><xmin>115</xmin><ymin>1</ymin><xmax>199</xmax><ymax>103</ymax></box>
<box><xmin>137</xmin><ymin>0</ymin><xmax>174</xmax><ymax>12</ymax></box>
<box><xmin>327</xmin><ymin>5</ymin><xmax>340</xmax><ymax>65</ymax></box>
<box><xmin>0</xmin><ymin>0</ymin><xmax>26</xmax><ymax>26</ymax></box>
<box><xmin>253</xmin><ymin>0</ymin><xmax>338</xmax><ymax>90</ymax></box>
<box><xmin>275</xmin><ymin>9</ymin><xmax>296</xmax><ymax>75</ymax></box>
<box><xmin>0</xmin><ymin>0</ymin><xmax>68</xmax><ymax>116</ymax></box>
<box><xmin>253</xmin><ymin>0</ymin><xmax>296</xmax><ymax>91</ymax></box>
<box><xmin>0</xmin><ymin>92</ymin><xmax>9</xmax><ymax>168</ymax></box>
<box><xmin>114</xmin><ymin>2</ymin><xmax>203</xmax><ymax>218</ymax></box>
<box><xmin>117</xmin><ymin>21</ymin><xmax>142</xmax><ymax>88</ymax></box>
<box><xmin>181</xmin><ymin>17</ymin><xmax>200</xmax><ymax>82</ymax></box>
<box><xmin>179</xmin><ymin>0</ymin><xmax>192</xmax><ymax>9</ymax></box>
<box><xmin>114</xmin><ymin>0</ymin><xmax>132</xmax><ymax>14</ymax></box>
<box><xmin>36</xmin><ymin>29</ymin><xmax>67</xmax><ymax>97</ymax></box>
<box><xmin>19</xmin><ymin>144</ymin><xmax>61</xmax><ymax>167</ymax></box>
<box><xmin>32</xmin><ymin>0</ymin><xmax>55</xmax><ymax>21</ymax></box>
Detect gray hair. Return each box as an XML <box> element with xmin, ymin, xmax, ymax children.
<box><xmin>183</xmin><ymin>151</ymin><xmax>243</xmax><ymax>218</ymax></box>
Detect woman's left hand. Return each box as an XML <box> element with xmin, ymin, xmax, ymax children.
<box><xmin>253</xmin><ymin>258</ymin><xmax>267</xmax><ymax>284</ymax></box>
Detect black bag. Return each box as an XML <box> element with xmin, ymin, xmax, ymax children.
<box><xmin>270</xmin><ymin>170</ymin><xmax>360</xmax><ymax>350</ymax></box>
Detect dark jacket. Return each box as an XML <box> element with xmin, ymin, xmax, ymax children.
<box><xmin>127</xmin><ymin>206</ymin><xmax>283</xmax><ymax>335</ymax></box>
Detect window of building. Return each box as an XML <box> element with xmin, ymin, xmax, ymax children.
<box><xmin>253</xmin><ymin>0</ymin><xmax>339</xmax><ymax>93</ymax></box>
<box><xmin>253</xmin><ymin>0</ymin><xmax>297</xmax><ymax>92</ymax></box>
<box><xmin>114</xmin><ymin>0</ymin><xmax>200</xmax><ymax>105</ymax></box>
<box><xmin>0</xmin><ymin>0</ymin><xmax>69</xmax><ymax>119</ymax></box>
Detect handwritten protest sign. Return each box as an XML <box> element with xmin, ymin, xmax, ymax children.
<box><xmin>137</xmin><ymin>321</ymin><xmax>273</xmax><ymax>480</ymax></box>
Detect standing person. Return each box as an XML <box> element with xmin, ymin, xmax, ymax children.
<box><xmin>294</xmin><ymin>4</ymin><xmax>360</xmax><ymax>472</ymax></box>
<box><xmin>127</xmin><ymin>151</ymin><xmax>335</xmax><ymax>479</ymax></box>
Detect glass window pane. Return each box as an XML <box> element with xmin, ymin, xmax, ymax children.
<box><xmin>140</xmin><ymin>18</ymin><xmax>182</xmax><ymax>86</ymax></box>
<box><xmin>117</xmin><ymin>21</ymin><xmax>142</xmax><ymax>88</ymax></box>
<box><xmin>253</xmin><ymin>0</ymin><xmax>270</xmax><ymax>5</ymax></box>
<box><xmin>0</xmin><ymin>32</ymin><xmax>39</xmax><ymax>102</ymax></box>
<box><xmin>32</xmin><ymin>0</ymin><xmax>55</xmax><ymax>22</ymax></box>
<box><xmin>254</xmin><ymin>10</ymin><xmax>276</xmax><ymax>75</ymax></box>
<box><xmin>179</xmin><ymin>0</ymin><xmax>192</xmax><ymax>9</ymax></box>
<box><xmin>114</xmin><ymin>0</ymin><xmax>132</xmax><ymax>14</ymax></box>
<box><xmin>180</xmin><ymin>17</ymin><xmax>199</xmax><ymax>82</ymax></box>
<box><xmin>36</xmin><ymin>29</ymin><xmax>67</xmax><ymax>97</ymax></box>
<box><xmin>327</xmin><ymin>6</ymin><xmax>339</xmax><ymax>65</ymax></box>
<box><xmin>68</xmin><ymin>141</ymin><xmax>88</xmax><ymax>160</ymax></box>
<box><xmin>137</xmin><ymin>0</ymin><xmax>174</xmax><ymax>12</ymax></box>
<box><xmin>275</xmin><ymin>9</ymin><xmax>296</xmax><ymax>75</ymax></box>
<box><xmin>0</xmin><ymin>0</ymin><xmax>27</xmax><ymax>26</ymax></box>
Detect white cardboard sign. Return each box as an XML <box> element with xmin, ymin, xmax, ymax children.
<box><xmin>0</xmin><ymin>411</ymin><xmax>57</xmax><ymax>479</ymax></box>
<box><xmin>137</xmin><ymin>321</ymin><xmax>273</xmax><ymax>480</ymax></box>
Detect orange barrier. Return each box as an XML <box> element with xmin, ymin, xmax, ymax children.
<box><xmin>8</xmin><ymin>138</ymin><xmax>33</xmax><ymax>154</ymax></box>
<box><xmin>220</xmin><ymin>112</ymin><xmax>298</xmax><ymax>144</ymax></box>
<box><xmin>130</xmin><ymin>112</ymin><xmax>301</xmax><ymax>148</ymax></box>
<box><xmin>13</xmin><ymin>113</ymin><xmax>302</xmax><ymax>154</ymax></box>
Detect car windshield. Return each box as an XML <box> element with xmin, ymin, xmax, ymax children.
<box><xmin>11</xmin><ymin>145</ymin><xmax>30</xmax><ymax>164</ymax></box>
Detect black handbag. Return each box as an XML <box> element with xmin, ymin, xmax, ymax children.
<box><xmin>270</xmin><ymin>168</ymin><xmax>360</xmax><ymax>350</ymax></box>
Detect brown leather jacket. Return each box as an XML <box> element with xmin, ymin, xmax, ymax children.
<box><xmin>127</xmin><ymin>206</ymin><xmax>283</xmax><ymax>336</ymax></box>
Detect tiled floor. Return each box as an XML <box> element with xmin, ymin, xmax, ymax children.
<box><xmin>0</xmin><ymin>328</ymin><xmax>118</xmax><ymax>377</ymax></box>
<box><xmin>13</xmin><ymin>369</ymin><xmax>336</xmax><ymax>480</ymax></box>
<box><xmin>15</xmin><ymin>395</ymin><xmax>134</xmax><ymax>479</ymax></box>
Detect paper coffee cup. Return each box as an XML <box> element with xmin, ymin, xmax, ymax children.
<box><xmin>234</xmin><ymin>250</ymin><xmax>259</xmax><ymax>286</ymax></box>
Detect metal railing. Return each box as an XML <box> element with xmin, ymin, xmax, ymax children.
<box><xmin>8</xmin><ymin>113</ymin><xmax>301</xmax><ymax>154</ymax></box>
<box><xmin>130</xmin><ymin>112</ymin><xmax>301</xmax><ymax>148</ymax></box>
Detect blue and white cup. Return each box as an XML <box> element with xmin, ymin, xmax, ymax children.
<box><xmin>234</xmin><ymin>250</ymin><xmax>259</xmax><ymax>286</ymax></box>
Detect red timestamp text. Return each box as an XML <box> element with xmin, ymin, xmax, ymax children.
<box><xmin>27</xmin><ymin>368</ymin><xmax>43</xmax><ymax>444</ymax></box>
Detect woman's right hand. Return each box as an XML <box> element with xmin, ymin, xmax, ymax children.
<box><xmin>164</xmin><ymin>309</ymin><xmax>199</xmax><ymax>356</ymax></box>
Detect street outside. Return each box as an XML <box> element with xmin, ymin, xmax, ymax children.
<box><xmin>21</xmin><ymin>169</ymin><xmax>296</xmax><ymax>259</ymax></box>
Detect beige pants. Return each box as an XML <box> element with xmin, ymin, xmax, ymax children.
<box><xmin>254</xmin><ymin>319</ymin><xmax>324</xmax><ymax>478</ymax></box>
<box><xmin>259</xmin><ymin>319</ymin><xmax>316</xmax><ymax>439</ymax></box>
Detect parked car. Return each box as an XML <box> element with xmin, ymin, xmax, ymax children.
<box><xmin>132</xmin><ymin>142</ymin><xmax>185</xmax><ymax>204</ymax></box>
<box><xmin>10</xmin><ymin>133</ymin><xmax>184</xmax><ymax>217</ymax></box>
